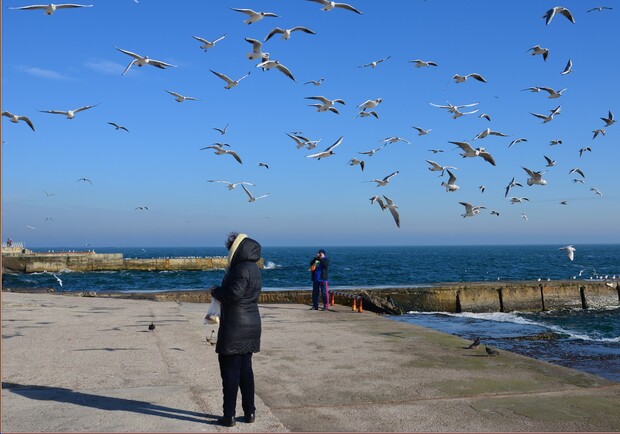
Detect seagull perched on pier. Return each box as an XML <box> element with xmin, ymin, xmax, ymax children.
<box><xmin>306</xmin><ymin>136</ymin><xmax>343</xmax><ymax>159</ymax></box>
<box><xmin>441</xmin><ymin>170</ymin><xmax>460</xmax><ymax>192</ymax></box>
<box><xmin>264</xmin><ymin>26</ymin><xmax>316</xmax><ymax>41</ymax></box>
<box><xmin>522</xmin><ymin>167</ymin><xmax>547</xmax><ymax>186</ymax></box>
<box><xmin>115</xmin><ymin>47</ymin><xmax>177</xmax><ymax>75</ymax></box>
<box><xmin>165</xmin><ymin>90</ymin><xmax>198</xmax><ymax>102</ymax></box>
<box><xmin>230</xmin><ymin>8</ymin><xmax>278</xmax><ymax>24</ymax></box>
<box><xmin>559</xmin><ymin>245</ymin><xmax>576</xmax><ymax>261</ymax></box>
<box><xmin>452</xmin><ymin>73</ymin><xmax>487</xmax><ymax>83</ymax></box>
<box><xmin>9</xmin><ymin>3</ymin><xmax>93</xmax><ymax>14</ymax></box>
<box><xmin>40</xmin><ymin>104</ymin><xmax>99</xmax><ymax>119</ymax></box>
<box><xmin>367</xmin><ymin>170</ymin><xmax>399</xmax><ymax>187</ymax></box>
<box><xmin>210</xmin><ymin>70</ymin><xmax>251</xmax><ymax>89</ymax></box>
<box><xmin>306</xmin><ymin>0</ymin><xmax>363</xmax><ymax>14</ymax></box>
<box><xmin>2</xmin><ymin>111</ymin><xmax>35</xmax><ymax>131</ymax></box>
<box><xmin>543</xmin><ymin>6</ymin><xmax>575</xmax><ymax>25</ymax></box>
<box><xmin>192</xmin><ymin>34</ymin><xmax>226</xmax><ymax>52</ymax></box>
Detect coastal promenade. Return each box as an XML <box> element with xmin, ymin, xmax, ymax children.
<box><xmin>2</xmin><ymin>291</ymin><xmax>619</xmax><ymax>432</ymax></box>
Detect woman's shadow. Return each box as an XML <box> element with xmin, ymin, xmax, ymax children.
<box><xmin>2</xmin><ymin>382</ymin><xmax>219</xmax><ymax>425</ymax></box>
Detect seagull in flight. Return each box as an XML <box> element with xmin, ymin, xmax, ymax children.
<box><xmin>306</xmin><ymin>136</ymin><xmax>343</xmax><ymax>159</ymax></box>
<box><xmin>40</xmin><ymin>104</ymin><xmax>99</xmax><ymax>119</ymax></box>
<box><xmin>479</xmin><ymin>113</ymin><xmax>492</xmax><ymax>121</ymax></box>
<box><xmin>44</xmin><ymin>190</ymin><xmax>56</xmax><ymax>197</ymax></box>
<box><xmin>304</xmin><ymin>78</ymin><xmax>324</xmax><ymax>86</ymax></box>
<box><xmin>213</xmin><ymin>124</ymin><xmax>229</xmax><ymax>135</ymax></box>
<box><xmin>510</xmin><ymin>197</ymin><xmax>529</xmax><ymax>204</ymax></box>
<box><xmin>370</xmin><ymin>195</ymin><xmax>385</xmax><ymax>210</ymax></box>
<box><xmin>531</xmin><ymin>105</ymin><xmax>561</xmax><ymax>123</ymax></box>
<box><xmin>592</xmin><ymin>129</ymin><xmax>606</xmax><ymax>139</ymax></box>
<box><xmin>441</xmin><ymin>170</ymin><xmax>460</xmax><ymax>192</ymax></box>
<box><xmin>208</xmin><ymin>180</ymin><xmax>255</xmax><ymax>190</ymax></box>
<box><xmin>559</xmin><ymin>245</ymin><xmax>576</xmax><ymax>261</ymax></box>
<box><xmin>265</xmin><ymin>26</ymin><xmax>316</xmax><ymax>41</ymax></box>
<box><xmin>305</xmin><ymin>95</ymin><xmax>345</xmax><ymax>113</ymax></box>
<box><xmin>256</xmin><ymin>59</ymin><xmax>296</xmax><ymax>81</ymax></box>
<box><xmin>561</xmin><ymin>59</ymin><xmax>573</xmax><ymax>75</ymax></box>
<box><xmin>2</xmin><ymin>111</ymin><xmax>35</xmax><ymax>131</ymax></box>
<box><xmin>428</xmin><ymin>149</ymin><xmax>444</xmax><ymax>154</ymax></box>
<box><xmin>505</xmin><ymin>177</ymin><xmax>523</xmax><ymax>197</ymax></box>
<box><xmin>367</xmin><ymin>171</ymin><xmax>399</xmax><ymax>187</ymax></box>
<box><xmin>522</xmin><ymin>167</ymin><xmax>547</xmax><ymax>186</ymax></box>
<box><xmin>210</xmin><ymin>70</ymin><xmax>250</xmax><ymax>89</ymax></box>
<box><xmin>258</xmin><ymin>162</ymin><xmax>270</xmax><ymax>169</ymax></box>
<box><xmin>358</xmin><ymin>144</ymin><xmax>386</xmax><ymax>157</ymax></box>
<box><xmin>508</xmin><ymin>138</ymin><xmax>527</xmax><ymax>148</ymax></box>
<box><xmin>543</xmin><ymin>6</ymin><xmax>576</xmax><ymax>25</ymax></box>
<box><xmin>538</xmin><ymin>87</ymin><xmax>567</xmax><ymax>98</ymax></box>
<box><xmin>192</xmin><ymin>34</ymin><xmax>226</xmax><ymax>52</ymax></box>
<box><xmin>449</xmin><ymin>141</ymin><xmax>496</xmax><ymax>166</ymax></box>
<box><xmin>528</xmin><ymin>45</ymin><xmax>549</xmax><ymax>61</ymax></box>
<box><xmin>9</xmin><ymin>3</ymin><xmax>93</xmax><ymax>14</ymax></box>
<box><xmin>26</xmin><ymin>225</ymin><xmax>37</xmax><ymax>230</ymax></box>
<box><xmin>409</xmin><ymin>59</ymin><xmax>437</xmax><ymax>68</ymax></box>
<box><xmin>425</xmin><ymin>160</ymin><xmax>456</xmax><ymax>176</ymax></box>
<box><xmin>359</xmin><ymin>56</ymin><xmax>391</xmax><ymax>68</ymax></box>
<box><xmin>357</xmin><ymin>98</ymin><xmax>382</xmax><ymax>111</ymax></box>
<box><xmin>590</xmin><ymin>187</ymin><xmax>603</xmax><ymax>197</ymax></box>
<box><xmin>108</xmin><ymin>122</ymin><xmax>129</xmax><ymax>132</ymax></box>
<box><xmin>452</xmin><ymin>73</ymin><xmax>487</xmax><ymax>83</ymax></box>
<box><xmin>544</xmin><ymin>155</ymin><xmax>557</xmax><ymax>167</ymax></box>
<box><xmin>600</xmin><ymin>110</ymin><xmax>615</xmax><ymax>127</ymax></box>
<box><xmin>241</xmin><ymin>184</ymin><xmax>270</xmax><ymax>202</ymax></box>
<box><xmin>306</xmin><ymin>0</ymin><xmax>363</xmax><ymax>14</ymax></box>
<box><xmin>579</xmin><ymin>146</ymin><xmax>592</xmax><ymax>158</ymax></box>
<box><xmin>115</xmin><ymin>47</ymin><xmax>176</xmax><ymax>75</ymax></box>
<box><xmin>550</xmin><ymin>139</ymin><xmax>563</xmax><ymax>146</ymax></box>
<box><xmin>382</xmin><ymin>195</ymin><xmax>400</xmax><ymax>228</ymax></box>
<box><xmin>231</xmin><ymin>8</ymin><xmax>278</xmax><ymax>24</ymax></box>
<box><xmin>200</xmin><ymin>144</ymin><xmax>243</xmax><ymax>164</ymax></box>
<box><xmin>460</xmin><ymin>202</ymin><xmax>485</xmax><ymax>218</ymax></box>
<box><xmin>134</xmin><ymin>206</ymin><xmax>149</xmax><ymax>211</ymax></box>
<box><xmin>165</xmin><ymin>90</ymin><xmax>197</xmax><ymax>102</ymax></box>
<box><xmin>412</xmin><ymin>126</ymin><xmax>432</xmax><ymax>136</ymax></box>
<box><xmin>381</xmin><ymin>136</ymin><xmax>411</xmax><ymax>145</ymax></box>
<box><xmin>356</xmin><ymin>110</ymin><xmax>379</xmax><ymax>119</ymax></box>
<box><xmin>244</xmin><ymin>38</ymin><xmax>270</xmax><ymax>63</ymax></box>
<box><xmin>569</xmin><ymin>167</ymin><xmax>585</xmax><ymax>178</ymax></box>
<box><xmin>348</xmin><ymin>158</ymin><xmax>365</xmax><ymax>171</ymax></box>
<box><xmin>473</xmin><ymin>128</ymin><xmax>508</xmax><ymax>140</ymax></box>
<box><xmin>76</xmin><ymin>177</ymin><xmax>93</xmax><ymax>184</ymax></box>
<box><xmin>587</xmin><ymin>6</ymin><xmax>612</xmax><ymax>12</ymax></box>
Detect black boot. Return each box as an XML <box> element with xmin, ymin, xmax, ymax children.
<box><xmin>244</xmin><ymin>413</ymin><xmax>255</xmax><ymax>423</ymax></box>
<box><xmin>218</xmin><ymin>416</ymin><xmax>236</xmax><ymax>427</ymax></box>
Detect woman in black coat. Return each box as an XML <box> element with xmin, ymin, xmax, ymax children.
<box><xmin>210</xmin><ymin>232</ymin><xmax>262</xmax><ymax>427</ymax></box>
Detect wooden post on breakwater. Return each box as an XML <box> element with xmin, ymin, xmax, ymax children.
<box><xmin>497</xmin><ymin>287</ymin><xmax>505</xmax><ymax>313</ymax></box>
<box><xmin>580</xmin><ymin>286</ymin><xmax>588</xmax><ymax>309</ymax></box>
<box><xmin>540</xmin><ymin>284</ymin><xmax>546</xmax><ymax>311</ymax></box>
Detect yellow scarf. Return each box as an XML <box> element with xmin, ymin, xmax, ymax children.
<box><xmin>226</xmin><ymin>233</ymin><xmax>248</xmax><ymax>272</ymax></box>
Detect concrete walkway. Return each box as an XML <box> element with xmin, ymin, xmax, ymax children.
<box><xmin>2</xmin><ymin>291</ymin><xmax>619</xmax><ymax>432</ymax></box>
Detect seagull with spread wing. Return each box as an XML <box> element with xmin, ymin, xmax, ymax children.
<box><xmin>265</xmin><ymin>26</ymin><xmax>316</xmax><ymax>41</ymax></box>
<box><xmin>367</xmin><ymin>171</ymin><xmax>399</xmax><ymax>187</ymax></box>
<box><xmin>210</xmin><ymin>70</ymin><xmax>251</xmax><ymax>89</ymax></box>
<box><xmin>40</xmin><ymin>104</ymin><xmax>99</xmax><ymax>119</ymax></box>
<box><xmin>2</xmin><ymin>111</ymin><xmax>35</xmax><ymax>131</ymax></box>
<box><xmin>192</xmin><ymin>34</ymin><xmax>226</xmax><ymax>52</ymax></box>
<box><xmin>115</xmin><ymin>47</ymin><xmax>177</xmax><ymax>75</ymax></box>
<box><xmin>306</xmin><ymin>136</ymin><xmax>343</xmax><ymax>159</ymax></box>
<box><xmin>231</xmin><ymin>7</ymin><xmax>278</xmax><ymax>24</ymax></box>
<box><xmin>306</xmin><ymin>0</ymin><xmax>363</xmax><ymax>14</ymax></box>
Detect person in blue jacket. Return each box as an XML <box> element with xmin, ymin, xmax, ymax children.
<box><xmin>309</xmin><ymin>249</ymin><xmax>329</xmax><ymax>310</ymax></box>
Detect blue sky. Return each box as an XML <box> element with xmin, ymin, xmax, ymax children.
<box><xmin>2</xmin><ymin>1</ymin><xmax>619</xmax><ymax>247</ymax></box>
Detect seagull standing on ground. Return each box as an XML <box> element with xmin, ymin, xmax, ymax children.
<box><xmin>115</xmin><ymin>47</ymin><xmax>177</xmax><ymax>75</ymax></box>
<box><xmin>466</xmin><ymin>337</ymin><xmax>481</xmax><ymax>349</ymax></box>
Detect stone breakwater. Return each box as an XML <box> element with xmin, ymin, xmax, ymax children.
<box><xmin>6</xmin><ymin>280</ymin><xmax>618</xmax><ymax>314</ymax></box>
<box><xmin>1</xmin><ymin>251</ymin><xmax>263</xmax><ymax>273</ymax></box>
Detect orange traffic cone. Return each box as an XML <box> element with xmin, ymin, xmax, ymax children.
<box><xmin>352</xmin><ymin>297</ymin><xmax>358</xmax><ymax>312</ymax></box>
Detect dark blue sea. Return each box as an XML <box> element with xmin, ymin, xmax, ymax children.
<box><xmin>3</xmin><ymin>244</ymin><xmax>619</xmax><ymax>381</ymax></box>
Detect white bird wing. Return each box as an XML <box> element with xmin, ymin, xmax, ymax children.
<box><xmin>459</xmin><ymin>202</ymin><xmax>474</xmax><ymax>213</ymax></box>
<box><xmin>426</xmin><ymin>160</ymin><xmax>442</xmax><ymax>170</ymax></box>
<box><xmin>291</xmin><ymin>26</ymin><xmax>316</xmax><ymax>34</ymax></box>
<box><xmin>241</xmin><ymin>184</ymin><xmax>255</xmax><ymax>200</ymax></box>
<box><xmin>449</xmin><ymin>141</ymin><xmax>474</xmax><ymax>153</ymax></box>
<box><xmin>264</xmin><ymin>27</ymin><xmax>284</xmax><ymax>41</ymax></box>
<box><xmin>41</xmin><ymin>109</ymin><xmax>69</xmax><ymax>115</ymax></box>
<box><xmin>478</xmin><ymin>150</ymin><xmax>496</xmax><ymax>166</ymax></box>
<box><xmin>231</xmin><ymin>7</ymin><xmax>256</xmax><ymax>16</ymax></box>
<box><xmin>447</xmin><ymin>170</ymin><xmax>457</xmax><ymax>184</ymax></box>
<box><xmin>74</xmin><ymin>104</ymin><xmax>98</xmax><ymax>113</ymax></box>
<box><xmin>148</xmin><ymin>58</ymin><xmax>176</xmax><ymax>69</ymax></box>
<box><xmin>166</xmin><ymin>90</ymin><xmax>183</xmax><ymax>98</ymax></box>
<box><xmin>324</xmin><ymin>136</ymin><xmax>344</xmax><ymax>152</ymax></box>
<box><xmin>193</xmin><ymin>35</ymin><xmax>209</xmax><ymax>44</ymax></box>
<box><xmin>210</xmin><ymin>70</ymin><xmax>233</xmax><ymax>85</ymax></box>
<box><xmin>115</xmin><ymin>47</ymin><xmax>142</xmax><ymax>60</ymax></box>
<box><xmin>334</xmin><ymin>2</ymin><xmax>363</xmax><ymax>14</ymax></box>
<box><xmin>275</xmin><ymin>63</ymin><xmax>296</xmax><ymax>81</ymax></box>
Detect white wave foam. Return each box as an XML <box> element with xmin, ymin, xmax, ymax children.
<box><xmin>263</xmin><ymin>261</ymin><xmax>281</xmax><ymax>270</ymax></box>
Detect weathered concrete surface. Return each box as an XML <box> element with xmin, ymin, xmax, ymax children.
<box><xmin>2</xmin><ymin>292</ymin><xmax>619</xmax><ymax>432</ymax></box>
<box><xmin>2</xmin><ymin>253</ymin><xmax>264</xmax><ymax>273</ymax></box>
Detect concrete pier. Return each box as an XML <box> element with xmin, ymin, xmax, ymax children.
<box><xmin>2</xmin><ymin>291</ymin><xmax>619</xmax><ymax>432</ymax></box>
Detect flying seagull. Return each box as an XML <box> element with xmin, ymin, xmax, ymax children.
<box><xmin>587</xmin><ymin>6</ymin><xmax>612</xmax><ymax>12</ymax></box>
<box><xmin>522</xmin><ymin>167</ymin><xmax>547</xmax><ymax>186</ymax></box>
<box><xmin>305</xmin><ymin>95</ymin><xmax>345</xmax><ymax>113</ymax></box>
<box><xmin>544</xmin><ymin>155</ymin><xmax>556</xmax><ymax>167</ymax></box>
<box><xmin>200</xmin><ymin>144</ymin><xmax>242</xmax><ymax>164</ymax></box>
<box><xmin>40</xmin><ymin>104</ymin><xmax>99</xmax><ymax>119</ymax></box>
<box><xmin>356</xmin><ymin>110</ymin><xmax>379</xmax><ymax>119</ymax></box>
<box><xmin>108</xmin><ymin>122</ymin><xmax>129</xmax><ymax>132</ymax></box>
<box><xmin>367</xmin><ymin>170</ymin><xmax>399</xmax><ymax>187</ymax></box>
<box><xmin>559</xmin><ymin>245</ymin><xmax>576</xmax><ymax>261</ymax></box>
<box><xmin>543</xmin><ymin>6</ymin><xmax>576</xmax><ymax>25</ymax></box>
<box><xmin>569</xmin><ymin>167</ymin><xmax>585</xmax><ymax>178</ymax></box>
<box><xmin>510</xmin><ymin>197</ymin><xmax>529</xmax><ymax>204</ymax></box>
<box><xmin>561</xmin><ymin>59</ymin><xmax>573</xmax><ymax>75</ymax></box>
<box><xmin>592</xmin><ymin>129</ymin><xmax>606</xmax><ymax>139</ymax></box>
<box><xmin>473</xmin><ymin>128</ymin><xmax>508</xmax><ymax>140</ymax></box>
<box><xmin>306</xmin><ymin>136</ymin><xmax>343</xmax><ymax>159</ymax></box>
<box><xmin>304</xmin><ymin>78</ymin><xmax>325</xmax><ymax>86</ymax></box>
<box><xmin>505</xmin><ymin>177</ymin><xmax>523</xmax><ymax>197</ymax></box>
<box><xmin>76</xmin><ymin>177</ymin><xmax>93</xmax><ymax>184</ymax></box>
<box><xmin>600</xmin><ymin>110</ymin><xmax>615</xmax><ymax>127</ymax></box>
<box><xmin>256</xmin><ymin>59</ymin><xmax>295</xmax><ymax>81</ymax></box>
<box><xmin>531</xmin><ymin>105</ymin><xmax>561</xmax><ymax>123</ymax></box>
<box><xmin>265</xmin><ymin>26</ymin><xmax>315</xmax><ymax>41</ymax></box>
<box><xmin>441</xmin><ymin>170</ymin><xmax>460</xmax><ymax>192</ymax></box>
<box><xmin>528</xmin><ymin>45</ymin><xmax>549</xmax><ymax>61</ymax></box>
<box><xmin>508</xmin><ymin>138</ymin><xmax>527</xmax><ymax>148</ymax></box>
<box><xmin>244</xmin><ymin>38</ymin><xmax>270</xmax><ymax>63</ymax></box>
<box><xmin>590</xmin><ymin>187</ymin><xmax>603</xmax><ymax>197</ymax></box>
<box><xmin>359</xmin><ymin>56</ymin><xmax>391</xmax><ymax>68</ymax></box>
<box><xmin>409</xmin><ymin>59</ymin><xmax>438</xmax><ymax>68</ymax></box>
<box><xmin>449</xmin><ymin>141</ymin><xmax>496</xmax><ymax>166</ymax></box>
<box><xmin>357</xmin><ymin>98</ymin><xmax>382</xmax><ymax>111</ymax></box>
<box><xmin>538</xmin><ymin>87</ymin><xmax>567</xmax><ymax>98</ymax></box>
<box><xmin>115</xmin><ymin>47</ymin><xmax>177</xmax><ymax>75</ymax></box>
<box><xmin>192</xmin><ymin>34</ymin><xmax>226</xmax><ymax>52</ymax></box>
<box><xmin>412</xmin><ymin>126</ymin><xmax>432</xmax><ymax>136</ymax></box>
<box><xmin>381</xmin><ymin>136</ymin><xmax>411</xmax><ymax>145</ymax></box>
<box><xmin>382</xmin><ymin>195</ymin><xmax>400</xmax><ymax>228</ymax></box>
<box><xmin>213</xmin><ymin>124</ymin><xmax>229</xmax><ymax>135</ymax></box>
<box><xmin>165</xmin><ymin>90</ymin><xmax>197</xmax><ymax>102</ymax></box>
<box><xmin>258</xmin><ymin>162</ymin><xmax>270</xmax><ymax>169</ymax></box>
<box><xmin>358</xmin><ymin>145</ymin><xmax>386</xmax><ymax>157</ymax></box>
<box><xmin>479</xmin><ymin>113</ymin><xmax>492</xmax><ymax>121</ymax></box>
<box><xmin>9</xmin><ymin>3</ymin><xmax>93</xmax><ymax>14</ymax></box>
<box><xmin>425</xmin><ymin>160</ymin><xmax>456</xmax><ymax>176</ymax></box>
<box><xmin>208</xmin><ymin>180</ymin><xmax>255</xmax><ymax>190</ymax></box>
<box><xmin>2</xmin><ymin>111</ymin><xmax>35</xmax><ymax>131</ymax></box>
<box><xmin>460</xmin><ymin>202</ymin><xmax>485</xmax><ymax>218</ymax></box>
<box><xmin>579</xmin><ymin>146</ymin><xmax>592</xmax><ymax>158</ymax></box>
<box><xmin>452</xmin><ymin>73</ymin><xmax>487</xmax><ymax>83</ymax></box>
<box><xmin>306</xmin><ymin>0</ymin><xmax>363</xmax><ymax>14</ymax></box>
<box><xmin>241</xmin><ymin>184</ymin><xmax>270</xmax><ymax>202</ymax></box>
<box><xmin>347</xmin><ymin>158</ymin><xmax>365</xmax><ymax>171</ymax></box>
<box><xmin>210</xmin><ymin>70</ymin><xmax>251</xmax><ymax>89</ymax></box>
<box><xmin>230</xmin><ymin>8</ymin><xmax>278</xmax><ymax>24</ymax></box>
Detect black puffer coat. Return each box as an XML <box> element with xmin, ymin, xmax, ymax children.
<box><xmin>212</xmin><ymin>237</ymin><xmax>262</xmax><ymax>355</ymax></box>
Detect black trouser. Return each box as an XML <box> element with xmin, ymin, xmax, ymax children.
<box><xmin>218</xmin><ymin>352</ymin><xmax>255</xmax><ymax>418</ymax></box>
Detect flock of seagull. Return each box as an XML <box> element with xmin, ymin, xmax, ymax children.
<box><xmin>3</xmin><ymin>3</ymin><xmax>616</xmax><ymax>261</ymax></box>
